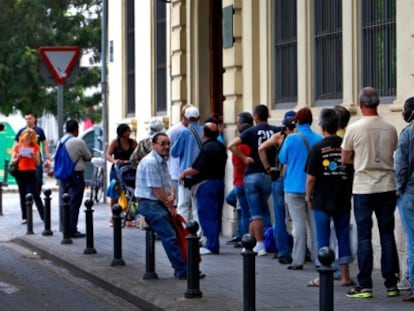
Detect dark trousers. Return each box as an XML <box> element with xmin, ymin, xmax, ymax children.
<box><xmin>60</xmin><ymin>171</ymin><xmax>85</xmax><ymax>234</ymax></box>
<box><xmin>15</xmin><ymin>170</ymin><xmax>44</xmax><ymax>220</ymax></box>
<box><xmin>353</xmin><ymin>191</ymin><xmax>399</xmax><ymax>289</ymax></box>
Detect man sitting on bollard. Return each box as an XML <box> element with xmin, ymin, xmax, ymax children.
<box><xmin>135</xmin><ymin>132</ymin><xmax>196</xmax><ymax>279</ymax></box>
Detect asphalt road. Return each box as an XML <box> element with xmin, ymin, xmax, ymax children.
<box><xmin>0</xmin><ymin>242</ymin><xmax>142</xmax><ymax>311</ymax></box>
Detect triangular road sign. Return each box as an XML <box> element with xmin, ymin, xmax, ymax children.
<box><xmin>39</xmin><ymin>46</ymin><xmax>81</xmax><ymax>84</ymax></box>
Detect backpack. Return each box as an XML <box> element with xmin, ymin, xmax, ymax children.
<box><xmin>54</xmin><ymin>136</ymin><xmax>76</xmax><ymax>180</ymax></box>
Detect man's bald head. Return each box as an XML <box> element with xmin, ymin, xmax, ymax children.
<box><xmin>203</xmin><ymin>122</ymin><xmax>219</xmax><ymax>140</ymax></box>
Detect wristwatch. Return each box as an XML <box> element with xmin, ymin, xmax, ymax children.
<box><xmin>305</xmin><ymin>196</ymin><xmax>312</xmax><ymax>203</ymax></box>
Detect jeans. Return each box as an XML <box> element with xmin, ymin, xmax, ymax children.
<box><xmin>272</xmin><ymin>177</ymin><xmax>291</xmax><ymax>257</ymax></box>
<box><xmin>244</xmin><ymin>173</ymin><xmax>271</xmax><ymax>225</ymax></box>
<box><xmin>313</xmin><ymin>209</ymin><xmax>353</xmax><ymax>265</ymax></box>
<box><xmin>196</xmin><ymin>180</ymin><xmax>224</xmax><ymax>254</ymax></box>
<box><xmin>397</xmin><ymin>193</ymin><xmax>414</xmax><ymax>290</ymax></box>
<box><xmin>138</xmin><ymin>199</ymin><xmax>186</xmax><ymax>276</ymax></box>
<box><xmin>353</xmin><ymin>192</ymin><xmax>399</xmax><ymax>289</ymax></box>
<box><xmin>60</xmin><ymin>171</ymin><xmax>85</xmax><ymax>234</ymax></box>
<box><xmin>235</xmin><ymin>185</ymin><xmax>250</xmax><ymax>238</ymax></box>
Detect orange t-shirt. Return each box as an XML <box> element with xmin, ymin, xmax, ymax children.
<box><xmin>14</xmin><ymin>143</ymin><xmax>39</xmax><ymax>171</ymax></box>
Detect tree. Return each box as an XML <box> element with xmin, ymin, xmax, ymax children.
<box><xmin>0</xmin><ymin>0</ymin><xmax>101</xmax><ymax>122</ymax></box>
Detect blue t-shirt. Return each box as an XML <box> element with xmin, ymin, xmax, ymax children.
<box><xmin>240</xmin><ymin>123</ymin><xmax>282</xmax><ymax>175</ymax></box>
<box><xmin>279</xmin><ymin>124</ymin><xmax>323</xmax><ymax>193</ymax></box>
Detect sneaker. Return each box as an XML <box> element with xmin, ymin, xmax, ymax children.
<box><xmin>387</xmin><ymin>287</ymin><xmax>400</xmax><ymax>297</ymax></box>
<box><xmin>398</xmin><ymin>277</ymin><xmax>411</xmax><ymax>291</ymax></box>
<box><xmin>200</xmin><ymin>247</ymin><xmax>212</xmax><ymax>255</ymax></box>
<box><xmin>253</xmin><ymin>246</ymin><xmax>267</xmax><ymax>256</ymax></box>
<box><xmin>346</xmin><ymin>286</ymin><xmax>373</xmax><ymax>298</ymax></box>
<box><xmin>278</xmin><ymin>255</ymin><xmax>293</xmax><ymax>265</ymax></box>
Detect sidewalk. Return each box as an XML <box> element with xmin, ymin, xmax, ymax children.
<box><xmin>0</xmin><ymin>182</ymin><xmax>411</xmax><ymax>310</ymax></box>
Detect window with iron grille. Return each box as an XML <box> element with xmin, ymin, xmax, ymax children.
<box><xmin>314</xmin><ymin>0</ymin><xmax>342</xmax><ymax>101</ymax></box>
<box><xmin>362</xmin><ymin>0</ymin><xmax>396</xmax><ymax>97</ymax></box>
<box><xmin>126</xmin><ymin>0</ymin><xmax>135</xmax><ymax>116</ymax></box>
<box><xmin>274</xmin><ymin>0</ymin><xmax>297</xmax><ymax>106</ymax></box>
<box><xmin>155</xmin><ymin>1</ymin><xmax>167</xmax><ymax>114</ymax></box>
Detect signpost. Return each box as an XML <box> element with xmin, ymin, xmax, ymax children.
<box><xmin>39</xmin><ymin>46</ymin><xmax>81</xmax><ymax>231</ymax></box>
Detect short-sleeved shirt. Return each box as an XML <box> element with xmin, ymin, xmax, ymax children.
<box><xmin>15</xmin><ymin>127</ymin><xmax>46</xmax><ymax>159</ymax></box>
<box><xmin>341</xmin><ymin>116</ymin><xmax>397</xmax><ymax>194</ymax></box>
<box><xmin>134</xmin><ymin>150</ymin><xmax>171</xmax><ymax>200</ymax></box>
<box><xmin>239</xmin><ymin>123</ymin><xmax>282</xmax><ymax>175</ymax></box>
<box><xmin>306</xmin><ymin>136</ymin><xmax>352</xmax><ymax>213</ymax></box>
<box><xmin>13</xmin><ymin>143</ymin><xmax>40</xmax><ymax>171</ymax></box>
<box><xmin>191</xmin><ymin>139</ymin><xmax>227</xmax><ymax>183</ymax></box>
<box><xmin>232</xmin><ymin>144</ymin><xmax>250</xmax><ymax>186</ymax></box>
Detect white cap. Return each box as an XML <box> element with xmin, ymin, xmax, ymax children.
<box><xmin>184</xmin><ymin>107</ymin><xmax>200</xmax><ymax>120</ymax></box>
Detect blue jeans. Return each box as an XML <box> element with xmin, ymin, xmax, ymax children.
<box><xmin>60</xmin><ymin>171</ymin><xmax>85</xmax><ymax>234</ymax></box>
<box><xmin>353</xmin><ymin>192</ymin><xmax>399</xmax><ymax>289</ymax></box>
<box><xmin>138</xmin><ymin>199</ymin><xmax>186</xmax><ymax>277</ymax></box>
<box><xmin>313</xmin><ymin>209</ymin><xmax>352</xmax><ymax>265</ymax></box>
<box><xmin>398</xmin><ymin>193</ymin><xmax>414</xmax><ymax>290</ymax></box>
<box><xmin>272</xmin><ymin>177</ymin><xmax>291</xmax><ymax>257</ymax></box>
<box><xmin>235</xmin><ymin>185</ymin><xmax>250</xmax><ymax>237</ymax></box>
<box><xmin>244</xmin><ymin>173</ymin><xmax>271</xmax><ymax>226</ymax></box>
<box><xmin>196</xmin><ymin>179</ymin><xmax>224</xmax><ymax>254</ymax></box>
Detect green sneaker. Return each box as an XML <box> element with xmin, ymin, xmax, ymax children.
<box><xmin>346</xmin><ymin>286</ymin><xmax>373</xmax><ymax>298</ymax></box>
<box><xmin>387</xmin><ymin>287</ymin><xmax>400</xmax><ymax>297</ymax></box>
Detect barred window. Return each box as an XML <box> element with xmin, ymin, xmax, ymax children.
<box><xmin>314</xmin><ymin>0</ymin><xmax>342</xmax><ymax>102</ymax></box>
<box><xmin>362</xmin><ymin>0</ymin><xmax>396</xmax><ymax>97</ymax></box>
<box><xmin>126</xmin><ymin>0</ymin><xmax>135</xmax><ymax>116</ymax></box>
<box><xmin>274</xmin><ymin>0</ymin><xmax>297</xmax><ymax>106</ymax></box>
<box><xmin>155</xmin><ymin>1</ymin><xmax>167</xmax><ymax>114</ymax></box>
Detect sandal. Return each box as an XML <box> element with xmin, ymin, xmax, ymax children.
<box><xmin>307</xmin><ymin>278</ymin><xmax>320</xmax><ymax>287</ymax></box>
<box><xmin>341</xmin><ymin>279</ymin><xmax>356</xmax><ymax>287</ymax></box>
<box><xmin>125</xmin><ymin>220</ymin><xmax>136</xmax><ymax>227</ymax></box>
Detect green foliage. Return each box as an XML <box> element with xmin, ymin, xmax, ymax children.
<box><xmin>0</xmin><ymin>0</ymin><xmax>102</xmax><ymax>122</ymax></box>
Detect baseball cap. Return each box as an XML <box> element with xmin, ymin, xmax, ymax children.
<box><xmin>148</xmin><ymin>118</ymin><xmax>165</xmax><ymax>136</ymax></box>
<box><xmin>283</xmin><ymin>110</ymin><xmax>296</xmax><ymax>130</ymax></box>
<box><xmin>184</xmin><ymin>107</ymin><xmax>200</xmax><ymax>120</ymax></box>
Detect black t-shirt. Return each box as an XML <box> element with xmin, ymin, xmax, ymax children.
<box><xmin>240</xmin><ymin>123</ymin><xmax>282</xmax><ymax>175</ymax></box>
<box><xmin>306</xmin><ymin>135</ymin><xmax>352</xmax><ymax>213</ymax></box>
<box><xmin>191</xmin><ymin>139</ymin><xmax>227</xmax><ymax>182</ymax></box>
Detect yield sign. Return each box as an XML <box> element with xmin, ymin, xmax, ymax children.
<box><xmin>39</xmin><ymin>46</ymin><xmax>81</xmax><ymax>84</ymax></box>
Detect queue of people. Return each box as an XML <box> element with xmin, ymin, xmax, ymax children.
<box><xmin>10</xmin><ymin>90</ymin><xmax>414</xmax><ymax>302</ymax></box>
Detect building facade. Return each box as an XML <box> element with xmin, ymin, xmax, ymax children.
<box><xmin>107</xmin><ymin>0</ymin><xmax>413</xmax><ymax>269</ymax></box>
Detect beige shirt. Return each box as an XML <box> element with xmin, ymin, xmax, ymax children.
<box><xmin>341</xmin><ymin>116</ymin><xmax>397</xmax><ymax>194</ymax></box>
<box><xmin>63</xmin><ymin>134</ymin><xmax>92</xmax><ymax>171</ymax></box>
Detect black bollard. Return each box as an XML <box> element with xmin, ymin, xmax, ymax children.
<box><xmin>42</xmin><ymin>189</ymin><xmax>53</xmax><ymax>236</ymax></box>
<box><xmin>61</xmin><ymin>193</ymin><xmax>73</xmax><ymax>244</ymax></box>
<box><xmin>84</xmin><ymin>199</ymin><xmax>97</xmax><ymax>254</ymax></box>
<box><xmin>241</xmin><ymin>233</ymin><xmax>257</xmax><ymax>311</ymax></box>
<box><xmin>25</xmin><ymin>193</ymin><xmax>34</xmax><ymax>235</ymax></box>
<box><xmin>317</xmin><ymin>247</ymin><xmax>336</xmax><ymax>311</ymax></box>
<box><xmin>111</xmin><ymin>204</ymin><xmax>125</xmax><ymax>266</ymax></box>
<box><xmin>185</xmin><ymin>220</ymin><xmax>202</xmax><ymax>298</ymax></box>
<box><xmin>0</xmin><ymin>182</ymin><xmax>3</xmax><ymax>216</ymax></box>
<box><xmin>143</xmin><ymin>221</ymin><xmax>158</xmax><ymax>279</ymax></box>
<box><xmin>1</xmin><ymin>160</ymin><xmax>9</xmax><ymax>216</ymax></box>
